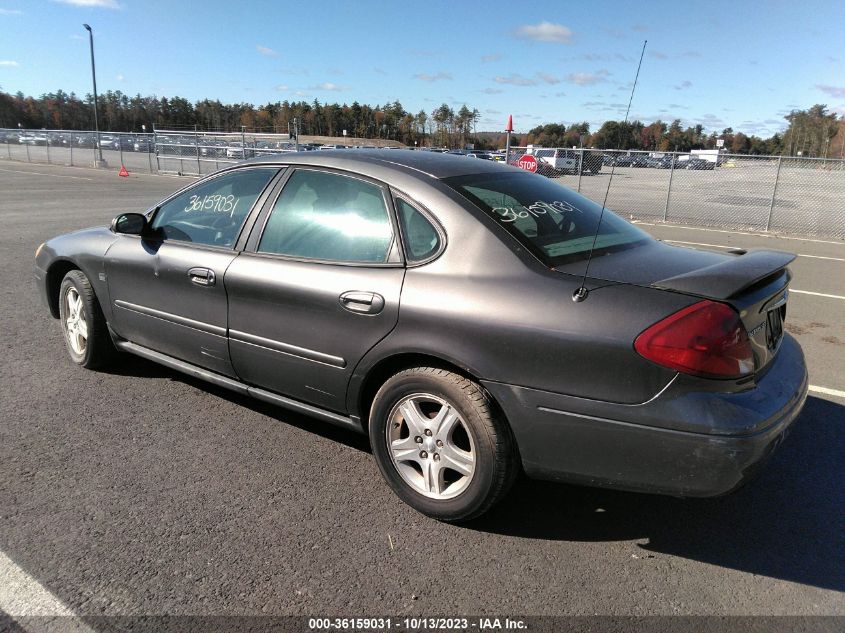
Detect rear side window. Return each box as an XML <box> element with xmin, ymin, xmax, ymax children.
<box><xmin>395</xmin><ymin>199</ymin><xmax>441</xmax><ymax>263</ymax></box>
<box><xmin>258</xmin><ymin>170</ymin><xmax>394</xmax><ymax>263</ymax></box>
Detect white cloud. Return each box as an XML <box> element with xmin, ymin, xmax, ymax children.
<box><xmin>53</xmin><ymin>0</ymin><xmax>120</xmax><ymax>7</ymax></box>
<box><xmin>0</xmin><ymin>8</ymin><xmax>23</xmax><ymax>14</ymax></box>
<box><xmin>674</xmin><ymin>80</ymin><xmax>693</xmax><ymax>90</ymax></box>
<box><xmin>514</xmin><ymin>21</ymin><xmax>573</xmax><ymax>44</ymax></box>
<box><xmin>481</xmin><ymin>54</ymin><xmax>501</xmax><ymax>63</ymax></box>
<box><xmin>276</xmin><ymin>84</ymin><xmax>289</xmax><ymax>91</ymax></box>
<box><xmin>0</xmin><ymin>60</ymin><xmax>20</xmax><ymax>66</ymax></box>
<box><xmin>480</xmin><ymin>87</ymin><xmax>504</xmax><ymax>94</ymax></box>
<box><xmin>311</xmin><ymin>82</ymin><xmax>344</xmax><ymax>91</ymax></box>
<box><xmin>256</xmin><ymin>45</ymin><xmax>278</xmax><ymax>57</ymax></box>
<box><xmin>816</xmin><ymin>84</ymin><xmax>845</xmax><ymax>98</ymax></box>
<box><xmin>566</xmin><ymin>70</ymin><xmax>609</xmax><ymax>86</ymax></box>
<box><xmin>115</xmin><ymin>73</ymin><xmax>124</xmax><ymax>81</ymax></box>
<box><xmin>494</xmin><ymin>73</ymin><xmax>536</xmax><ymax>86</ymax></box>
<box><xmin>537</xmin><ymin>72</ymin><xmax>560</xmax><ymax>85</ymax></box>
<box><xmin>413</xmin><ymin>71</ymin><xmax>452</xmax><ymax>82</ymax></box>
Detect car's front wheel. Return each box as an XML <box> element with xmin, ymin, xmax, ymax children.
<box><xmin>369</xmin><ymin>367</ymin><xmax>518</xmax><ymax>522</ymax></box>
<box><xmin>58</xmin><ymin>270</ymin><xmax>114</xmax><ymax>368</ymax></box>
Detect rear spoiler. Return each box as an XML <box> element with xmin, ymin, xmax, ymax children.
<box><xmin>652</xmin><ymin>250</ymin><xmax>796</xmax><ymax>300</ymax></box>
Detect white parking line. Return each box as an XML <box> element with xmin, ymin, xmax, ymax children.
<box><xmin>0</xmin><ymin>551</ymin><xmax>93</xmax><ymax>628</ymax></box>
<box><xmin>634</xmin><ymin>221</ymin><xmax>845</xmax><ymax>246</ymax></box>
<box><xmin>809</xmin><ymin>385</ymin><xmax>845</xmax><ymax>399</ymax></box>
<box><xmin>0</xmin><ymin>167</ymin><xmax>93</xmax><ymax>181</ymax></box>
<box><xmin>664</xmin><ymin>240</ymin><xmax>845</xmax><ymax>262</ymax></box>
<box><xmin>790</xmin><ymin>289</ymin><xmax>845</xmax><ymax>300</ymax></box>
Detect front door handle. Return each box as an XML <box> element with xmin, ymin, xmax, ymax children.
<box><xmin>188</xmin><ymin>267</ymin><xmax>216</xmax><ymax>286</ymax></box>
<box><xmin>339</xmin><ymin>291</ymin><xmax>385</xmax><ymax>315</ymax></box>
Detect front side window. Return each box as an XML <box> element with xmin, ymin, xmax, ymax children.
<box><xmin>150</xmin><ymin>168</ymin><xmax>277</xmax><ymax>247</ymax></box>
<box><xmin>444</xmin><ymin>172</ymin><xmax>651</xmax><ymax>266</ymax></box>
<box><xmin>258</xmin><ymin>170</ymin><xmax>394</xmax><ymax>263</ymax></box>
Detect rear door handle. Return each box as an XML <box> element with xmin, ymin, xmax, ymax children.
<box><xmin>339</xmin><ymin>291</ymin><xmax>385</xmax><ymax>315</ymax></box>
<box><xmin>188</xmin><ymin>267</ymin><xmax>216</xmax><ymax>286</ymax></box>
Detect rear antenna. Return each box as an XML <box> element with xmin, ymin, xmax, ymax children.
<box><xmin>573</xmin><ymin>39</ymin><xmax>648</xmax><ymax>303</ymax></box>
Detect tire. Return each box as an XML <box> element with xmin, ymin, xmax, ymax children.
<box><xmin>58</xmin><ymin>269</ymin><xmax>115</xmax><ymax>369</ymax></box>
<box><xmin>369</xmin><ymin>367</ymin><xmax>518</xmax><ymax>522</ymax></box>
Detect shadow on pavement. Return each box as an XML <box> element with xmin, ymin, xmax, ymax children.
<box><xmin>103</xmin><ymin>355</ymin><xmax>844</xmax><ymax>591</ymax></box>
<box><xmin>103</xmin><ymin>353</ymin><xmax>372</xmax><ymax>453</ymax></box>
<box><xmin>473</xmin><ymin>395</ymin><xmax>845</xmax><ymax>592</ymax></box>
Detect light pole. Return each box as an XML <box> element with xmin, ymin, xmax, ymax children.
<box><xmin>83</xmin><ymin>24</ymin><xmax>105</xmax><ymax>166</ymax></box>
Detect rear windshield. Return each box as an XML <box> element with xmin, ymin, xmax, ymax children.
<box><xmin>444</xmin><ymin>171</ymin><xmax>651</xmax><ymax>266</ymax></box>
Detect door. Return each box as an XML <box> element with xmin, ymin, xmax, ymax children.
<box><xmin>225</xmin><ymin>168</ymin><xmax>405</xmax><ymax>413</ymax></box>
<box><xmin>105</xmin><ymin>167</ymin><xmax>279</xmax><ymax>376</ymax></box>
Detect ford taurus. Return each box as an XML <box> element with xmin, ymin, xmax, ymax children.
<box><xmin>35</xmin><ymin>151</ymin><xmax>808</xmax><ymax>521</ymax></box>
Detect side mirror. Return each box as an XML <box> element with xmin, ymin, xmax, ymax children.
<box><xmin>111</xmin><ymin>212</ymin><xmax>148</xmax><ymax>235</ymax></box>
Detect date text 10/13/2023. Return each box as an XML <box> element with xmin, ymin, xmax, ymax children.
<box><xmin>308</xmin><ymin>617</ymin><xmax>527</xmax><ymax>630</ymax></box>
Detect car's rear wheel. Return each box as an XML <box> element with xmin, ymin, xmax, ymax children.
<box><xmin>369</xmin><ymin>367</ymin><xmax>517</xmax><ymax>522</ymax></box>
<box><xmin>58</xmin><ymin>270</ymin><xmax>114</xmax><ymax>368</ymax></box>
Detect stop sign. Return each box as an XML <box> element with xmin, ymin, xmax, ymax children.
<box><xmin>515</xmin><ymin>154</ymin><xmax>538</xmax><ymax>173</ymax></box>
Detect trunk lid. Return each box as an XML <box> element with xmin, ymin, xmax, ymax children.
<box><xmin>554</xmin><ymin>240</ymin><xmax>795</xmax><ymax>374</ymax></box>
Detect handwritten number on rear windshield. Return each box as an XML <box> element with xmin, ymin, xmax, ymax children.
<box><xmin>492</xmin><ymin>199</ymin><xmax>578</xmax><ymax>223</ymax></box>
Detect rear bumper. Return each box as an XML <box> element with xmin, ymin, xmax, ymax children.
<box><xmin>482</xmin><ymin>334</ymin><xmax>808</xmax><ymax>497</ymax></box>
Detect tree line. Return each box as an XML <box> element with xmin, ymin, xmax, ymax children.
<box><xmin>0</xmin><ymin>88</ymin><xmax>842</xmax><ymax>157</ymax></box>
<box><xmin>507</xmin><ymin>104</ymin><xmax>843</xmax><ymax>158</ymax></box>
<box><xmin>0</xmin><ymin>89</ymin><xmax>480</xmax><ymax>148</ymax></box>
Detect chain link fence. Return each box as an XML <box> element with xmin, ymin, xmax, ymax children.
<box><xmin>154</xmin><ymin>129</ymin><xmax>296</xmax><ymax>176</ymax></box>
<box><xmin>505</xmin><ymin>146</ymin><xmax>845</xmax><ymax>239</ymax></box>
<box><xmin>0</xmin><ymin>128</ymin><xmax>157</xmax><ymax>172</ymax></box>
<box><xmin>1</xmin><ymin>129</ymin><xmax>843</xmax><ymax>239</ymax></box>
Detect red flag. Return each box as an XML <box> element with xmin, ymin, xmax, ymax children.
<box><xmin>505</xmin><ymin>115</ymin><xmax>513</xmax><ymax>133</ymax></box>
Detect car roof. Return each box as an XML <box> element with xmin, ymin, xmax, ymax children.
<box><xmin>241</xmin><ymin>148</ymin><xmax>510</xmax><ymax>180</ymax></box>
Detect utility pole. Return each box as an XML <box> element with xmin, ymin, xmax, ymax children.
<box><xmin>83</xmin><ymin>24</ymin><xmax>105</xmax><ymax>166</ymax></box>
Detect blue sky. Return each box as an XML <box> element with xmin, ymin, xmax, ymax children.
<box><xmin>1</xmin><ymin>0</ymin><xmax>844</xmax><ymax>135</ymax></box>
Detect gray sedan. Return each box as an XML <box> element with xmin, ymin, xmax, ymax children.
<box><xmin>35</xmin><ymin>151</ymin><xmax>807</xmax><ymax>521</ymax></box>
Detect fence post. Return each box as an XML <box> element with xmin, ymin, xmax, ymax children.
<box><xmin>577</xmin><ymin>149</ymin><xmax>584</xmax><ymax>193</ymax></box>
<box><xmin>195</xmin><ymin>130</ymin><xmax>201</xmax><ymax>174</ymax></box>
<box><xmin>663</xmin><ymin>152</ymin><xmax>676</xmax><ymax>222</ymax></box>
<box><xmin>69</xmin><ymin>132</ymin><xmax>74</xmax><ymax>166</ymax></box>
<box><xmin>6</xmin><ymin>132</ymin><xmax>11</xmax><ymax>159</ymax></box>
<box><xmin>765</xmin><ymin>155</ymin><xmax>783</xmax><ymax>232</ymax></box>
<box><xmin>154</xmin><ymin>129</ymin><xmax>160</xmax><ymax>172</ymax></box>
<box><xmin>46</xmin><ymin>133</ymin><xmax>51</xmax><ymax>164</ymax></box>
<box><xmin>24</xmin><ymin>130</ymin><xmax>31</xmax><ymax>162</ymax></box>
<box><xmin>118</xmin><ymin>133</ymin><xmax>124</xmax><ymax>168</ymax></box>
<box><xmin>147</xmin><ymin>134</ymin><xmax>153</xmax><ymax>173</ymax></box>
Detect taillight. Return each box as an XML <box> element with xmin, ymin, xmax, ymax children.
<box><xmin>634</xmin><ymin>300</ymin><xmax>754</xmax><ymax>379</ymax></box>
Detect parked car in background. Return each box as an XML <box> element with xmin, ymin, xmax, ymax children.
<box><xmin>685</xmin><ymin>157</ymin><xmax>716</xmax><ymax>170</ymax></box>
<box><xmin>35</xmin><ymin>151</ymin><xmax>807</xmax><ymax>522</ymax></box>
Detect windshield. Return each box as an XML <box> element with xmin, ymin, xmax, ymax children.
<box><xmin>444</xmin><ymin>171</ymin><xmax>651</xmax><ymax>266</ymax></box>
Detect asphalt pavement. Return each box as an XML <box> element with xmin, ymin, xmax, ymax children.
<box><xmin>0</xmin><ymin>162</ymin><xmax>842</xmax><ymax>621</ymax></box>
